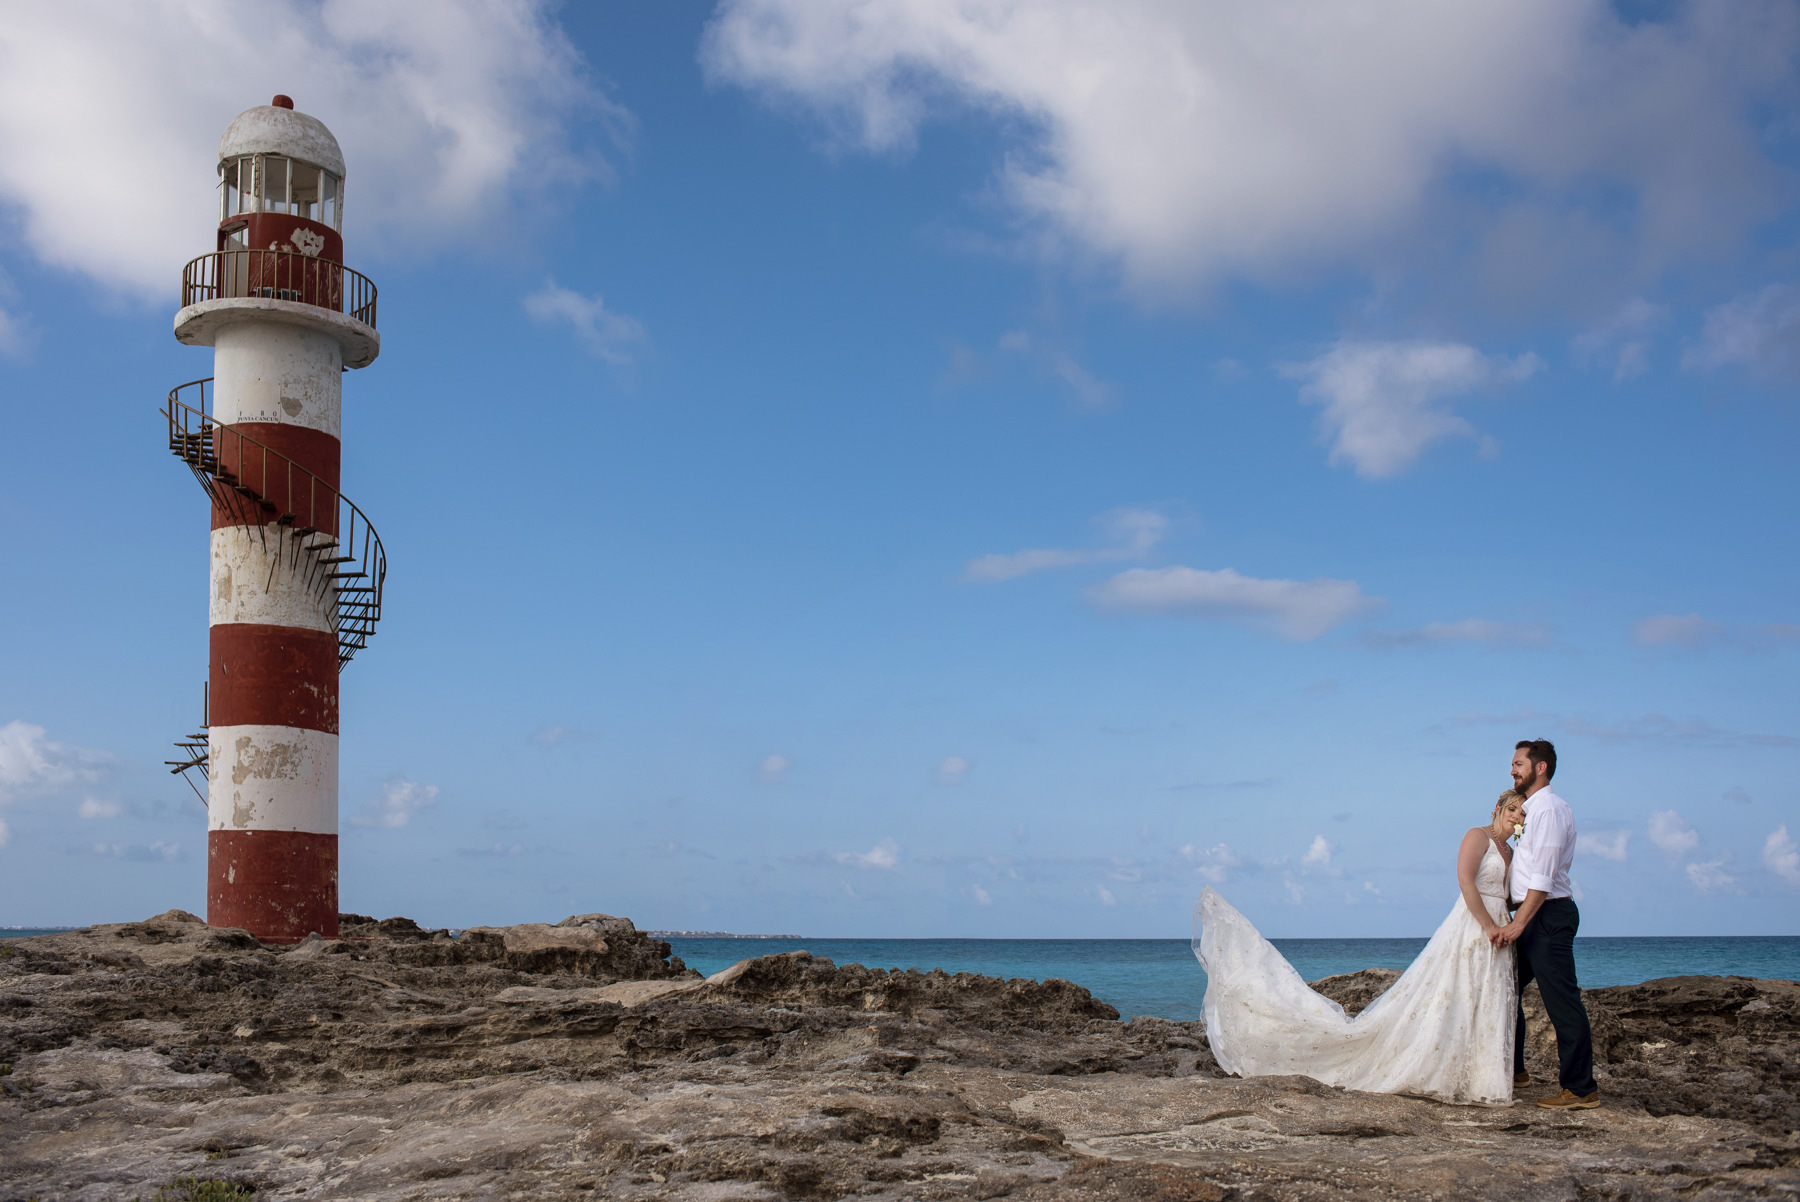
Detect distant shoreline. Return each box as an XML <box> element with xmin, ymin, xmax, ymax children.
<box><xmin>646</xmin><ymin>931</ymin><xmax>805</xmax><ymax>939</ymax></box>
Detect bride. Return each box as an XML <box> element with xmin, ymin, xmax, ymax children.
<box><xmin>1192</xmin><ymin>791</ymin><xmax>1526</xmax><ymax>1106</ymax></box>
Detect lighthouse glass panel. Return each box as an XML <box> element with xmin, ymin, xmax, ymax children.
<box><xmin>320</xmin><ymin>171</ymin><xmax>339</xmax><ymax>230</ymax></box>
<box><xmin>290</xmin><ymin>161</ymin><xmax>323</xmax><ymax>221</ymax></box>
<box><xmin>259</xmin><ymin>155</ymin><xmax>291</xmax><ymax>214</ymax></box>
<box><xmin>220</xmin><ymin>157</ymin><xmax>257</xmax><ymax>219</ymax></box>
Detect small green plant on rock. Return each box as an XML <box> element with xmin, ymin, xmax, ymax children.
<box><xmin>149</xmin><ymin>1177</ymin><xmax>255</xmax><ymax>1201</ymax></box>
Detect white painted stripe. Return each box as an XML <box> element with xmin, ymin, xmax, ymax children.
<box><xmin>210</xmin><ymin>526</ymin><xmax>335</xmax><ymax>632</ymax></box>
<box><xmin>207</xmin><ymin>724</ymin><xmax>337</xmax><ymax>834</ymax></box>
<box><xmin>211</xmin><ymin>323</ymin><xmax>343</xmax><ymax>436</ymax></box>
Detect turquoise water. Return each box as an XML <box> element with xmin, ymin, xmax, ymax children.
<box><xmin>666</xmin><ymin>936</ymin><xmax>1800</xmax><ymax>1022</ymax></box>
<box><xmin>9</xmin><ymin>928</ymin><xmax>1795</xmax><ymax>1023</ymax></box>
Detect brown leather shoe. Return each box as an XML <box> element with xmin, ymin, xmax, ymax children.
<box><xmin>1514</xmin><ymin>1072</ymin><xmax>1532</xmax><ymax>1089</ymax></box>
<box><xmin>1536</xmin><ymin>1089</ymin><xmax>1601</xmax><ymax>1110</ymax></box>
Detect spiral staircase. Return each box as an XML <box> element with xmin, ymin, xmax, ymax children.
<box><xmin>164</xmin><ymin>252</ymin><xmax>385</xmax><ymax>799</ymax></box>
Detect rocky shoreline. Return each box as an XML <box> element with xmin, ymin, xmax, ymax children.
<box><xmin>2</xmin><ymin>911</ymin><xmax>1796</xmax><ymax>1200</ymax></box>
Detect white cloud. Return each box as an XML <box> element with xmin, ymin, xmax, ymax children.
<box><xmin>532</xmin><ymin>725</ymin><xmax>594</xmax><ymax>746</ymax></box>
<box><xmin>1282</xmin><ymin>341</ymin><xmax>1542</xmax><ymax>479</ymax></box>
<box><xmin>351</xmin><ymin>778</ymin><xmax>441</xmax><ymax>829</ymax></box>
<box><xmin>524</xmin><ymin>282</ymin><xmax>648</xmax><ymax>364</ymax></box>
<box><xmin>964</xmin><ymin>507</ymin><xmax>1166</xmax><ymax>582</ymax></box>
<box><xmin>1571</xmin><ymin>297</ymin><xmax>1666</xmax><ymax>381</ymax></box>
<box><xmin>703</xmin><ymin>1</ymin><xmax>1791</xmax><ymax>296</ymax></box>
<box><xmin>759</xmin><ymin>754</ymin><xmax>792</xmax><ymax>784</ymax></box>
<box><xmin>1686</xmin><ymin>855</ymin><xmax>1736</xmax><ymax>895</ymax></box>
<box><xmin>935</xmin><ymin>756</ymin><xmax>971</xmax><ymax>786</ymax></box>
<box><xmin>1648</xmin><ymin>809</ymin><xmax>1700</xmax><ymax>857</ymax></box>
<box><xmin>1577</xmin><ymin>831</ymin><xmax>1630</xmax><ymax>863</ymax></box>
<box><xmin>1179</xmin><ymin>842</ymin><xmax>1241</xmax><ymax>884</ymax></box>
<box><xmin>0</xmin><ymin>721</ymin><xmax>108</xmax><ymax>802</ymax></box>
<box><xmin>987</xmin><ymin>330</ymin><xmax>1117</xmax><ymax>409</ymax></box>
<box><xmin>1633</xmin><ymin>614</ymin><xmax>1800</xmax><ymax>654</ymax></box>
<box><xmin>1282</xmin><ymin>873</ymin><xmax>1305</xmax><ymax>905</ymax></box>
<box><xmin>1089</xmin><ymin>565</ymin><xmax>1379</xmax><ymax>641</ymax></box>
<box><xmin>1551</xmin><ymin>714</ymin><xmax>1798</xmax><ymax>749</ymax></box>
<box><xmin>1365</xmin><ymin>619</ymin><xmax>1551</xmax><ymax>649</ymax></box>
<box><xmin>78</xmin><ymin>799</ymin><xmax>123</xmax><ymax>820</ymax></box>
<box><xmin>0</xmin><ymin>273</ymin><xmax>32</xmax><ymax>361</ymax></box>
<box><xmin>1765</xmin><ymin>826</ymin><xmax>1800</xmax><ymax>887</ymax></box>
<box><xmin>457</xmin><ymin>841</ymin><xmax>527</xmax><ymax>858</ymax></box>
<box><xmin>972</xmin><ymin>884</ymin><xmax>993</xmax><ymax>905</ymax></box>
<box><xmin>91</xmin><ymin>841</ymin><xmax>180</xmax><ymax>862</ymax></box>
<box><xmin>0</xmin><ymin>307</ymin><xmax>28</xmax><ymax>361</ymax></box>
<box><xmin>1301</xmin><ymin>835</ymin><xmax>1333</xmax><ymax>871</ymax></box>
<box><xmin>1097</xmin><ymin>885</ymin><xmax>1117</xmax><ymax>907</ymax></box>
<box><xmin>835</xmin><ymin>837</ymin><xmax>901</xmax><ymax>870</ymax></box>
<box><xmin>1106</xmin><ymin>858</ymin><xmax>1144</xmax><ymax>883</ymax></box>
<box><xmin>1686</xmin><ymin>285</ymin><xmax>1800</xmax><ymax>381</ymax></box>
<box><xmin>0</xmin><ymin>0</ymin><xmax>625</xmax><ymax>299</ymax></box>
<box><xmin>1634</xmin><ymin>613</ymin><xmax>1723</xmax><ymax>648</ymax></box>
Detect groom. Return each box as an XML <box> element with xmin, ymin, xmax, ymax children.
<box><xmin>1491</xmin><ymin>739</ymin><xmax>1599</xmax><ymax>1109</ymax></box>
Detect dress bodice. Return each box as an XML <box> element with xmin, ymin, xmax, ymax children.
<box><xmin>1475</xmin><ymin>840</ymin><xmax>1509</xmax><ymax>899</ymax></box>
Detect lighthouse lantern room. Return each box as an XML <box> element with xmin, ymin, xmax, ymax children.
<box><xmin>163</xmin><ymin>94</ymin><xmax>387</xmax><ymax>943</ymax></box>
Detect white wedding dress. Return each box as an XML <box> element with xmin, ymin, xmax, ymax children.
<box><xmin>1192</xmin><ymin>839</ymin><xmax>1517</xmax><ymax>1106</ymax></box>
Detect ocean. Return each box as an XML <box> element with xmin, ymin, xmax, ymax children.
<box><xmin>663</xmin><ymin>935</ymin><xmax>1800</xmax><ymax>1022</ymax></box>
<box><xmin>8</xmin><ymin>928</ymin><xmax>1795</xmax><ymax>1023</ymax></box>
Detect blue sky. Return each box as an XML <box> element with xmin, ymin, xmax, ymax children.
<box><xmin>2</xmin><ymin>0</ymin><xmax>1798</xmax><ymax>937</ymax></box>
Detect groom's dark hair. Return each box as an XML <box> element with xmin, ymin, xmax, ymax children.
<box><xmin>1516</xmin><ymin>739</ymin><xmax>1556</xmax><ymax>781</ymax></box>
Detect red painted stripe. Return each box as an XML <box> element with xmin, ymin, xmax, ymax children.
<box><xmin>211</xmin><ymin>422</ymin><xmax>340</xmax><ymax>532</ymax></box>
<box><xmin>210</xmin><ymin>624</ymin><xmax>338</xmax><ymax>733</ymax></box>
<box><xmin>208</xmin><ymin>829</ymin><xmax>338</xmax><ymax>942</ymax></box>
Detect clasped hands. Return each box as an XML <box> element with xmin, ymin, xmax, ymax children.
<box><xmin>1487</xmin><ymin>921</ymin><xmax>1523</xmax><ymax>948</ymax></box>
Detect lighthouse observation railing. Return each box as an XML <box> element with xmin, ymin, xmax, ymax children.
<box><xmin>181</xmin><ymin>250</ymin><xmax>377</xmax><ymax>329</ymax></box>
<box><xmin>162</xmin><ymin>377</ymin><xmax>386</xmax><ymax>669</ymax></box>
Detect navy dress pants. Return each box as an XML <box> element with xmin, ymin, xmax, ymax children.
<box><xmin>1512</xmin><ymin>897</ymin><xmax>1597</xmax><ymax>1095</ymax></box>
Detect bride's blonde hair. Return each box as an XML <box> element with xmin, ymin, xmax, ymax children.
<box><xmin>1493</xmin><ymin>789</ymin><xmax>1524</xmax><ymax>820</ymax></box>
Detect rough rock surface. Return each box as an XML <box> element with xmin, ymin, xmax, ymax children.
<box><xmin>2</xmin><ymin>913</ymin><xmax>1795</xmax><ymax>1200</ymax></box>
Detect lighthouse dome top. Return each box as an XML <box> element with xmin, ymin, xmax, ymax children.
<box><xmin>219</xmin><ymin>96</ymin><xmax>345</xmax><ymax>179</ymax></box>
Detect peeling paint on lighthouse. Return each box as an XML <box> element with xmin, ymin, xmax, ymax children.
<box><xmin>163</xmin><ymin>93</ymin><xmax>386</xmax><ymax>943</ymax></box>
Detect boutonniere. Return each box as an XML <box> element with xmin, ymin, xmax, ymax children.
<box><xmin>1512</xmin><ymin>820</ymin><xmax>1526</xmax><ymax>841</ymax></box>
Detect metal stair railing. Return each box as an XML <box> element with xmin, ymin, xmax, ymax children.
<box><xmin>162</xmin><ymin>377</ymin><xmax>387</xmax><ymax>797</ymax></box>
<box><xmin>164</xmin><ymin>683</ymin><xmax>210</xmax><ymax>803</ymax></box>
<box><xmin>163</xmin><ymin>378</ymin><xmax>385</xmax><ymax>667</ymax></box>
<box><xmin>182</xmin><ymin>250</ymin><xmax>377</xmax><ymax>327</ymax></box>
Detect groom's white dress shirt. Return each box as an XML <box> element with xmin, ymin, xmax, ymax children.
<box><xmin>1511</xmin><ymin>787</ymin><xmax>1577</xmax><ymax>904</ymax></box>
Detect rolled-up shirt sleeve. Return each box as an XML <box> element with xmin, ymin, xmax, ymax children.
<box><xmin>1513</xmin><ymin>838</ymin><xmax>1560</xmax><ymax>894</ymax></box>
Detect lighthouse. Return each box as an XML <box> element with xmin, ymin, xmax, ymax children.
<box><xmin>163</xmin><ymin>96</ymin><xmax>386</xmax><ymax>942</ymax></box>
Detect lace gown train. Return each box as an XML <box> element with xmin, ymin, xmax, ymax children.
<box><xmin>1192</xmin><ymin>842</ymin><xmax>1517</xmax><ymax>1106</ymax></box>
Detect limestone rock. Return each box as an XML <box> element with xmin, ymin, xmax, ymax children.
<box><xmin>339</xmin><ymin>910</ymin><xmax>697</xmax><ymax>981</ymax></box>
<box><xmin>3</xmin><ymin>916</ymin><xmax>1796</xmax><ymax>1200</ymax></box>
<box><xmin>1307</xmin><ymin>967</ymin><xmax>1402</xmax><ymax>1016</ymax></box>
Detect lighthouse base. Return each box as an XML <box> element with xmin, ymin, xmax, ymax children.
<box><xmin>208</xmin><ymin>829</ymin><xmax>339</xmax><ymax>942</ymax></box>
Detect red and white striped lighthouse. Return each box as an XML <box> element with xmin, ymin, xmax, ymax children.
<box><xmin>164</xmin><ymin>95</ymin><xmax>386</xmax><ymax>943</ymax></box>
